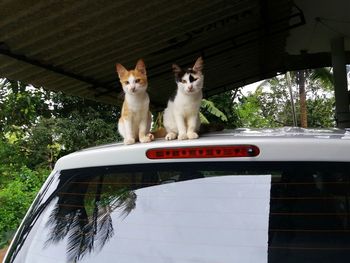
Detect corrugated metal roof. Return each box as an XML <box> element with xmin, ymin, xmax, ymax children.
<box><xmin>0</xmin><ymin>0</ymin><xmax>333</xmax><ymax>108</ymax></box>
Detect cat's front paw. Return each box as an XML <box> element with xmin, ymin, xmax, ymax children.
<box><xmin>124</xmin><ymin>138</ymin><xmax>136</xmax><ymax>145</ymax></box>
<box><xmin>178</xmin><ymin>133</ymin><xmax>188</xmax><ymax>140</ymax></box>
<box><xmin>165</xmin><ymin>132</ymin><xmax>177</xmax><ymax>140</ymax></box>
<box><xmin>187</xmin><ymin>131</ymin><xmax>199</xmax><ymax>139</ymax></box>
<box><xmin>148</xmin><ymin>133</ymin><xmax>155</xmax><ymax>141</ymax></box>
<box><xmin>140</xmin><ymin>133</ymin><xmax>154</xmax><ymax>143</ymax></box>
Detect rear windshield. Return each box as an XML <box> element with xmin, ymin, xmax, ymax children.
<box><xmin>6</xmin><ymin>162</ymin><xmax>350</xmax><ymax>263</ymax></box>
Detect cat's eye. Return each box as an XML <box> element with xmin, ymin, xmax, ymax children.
<box><xmin>135</xmin><ymin>79</ymin><xmax>141</xmax><ymax>83</ymax></box>
<box><xmin>181</xmin><ymin>79</ymin><xmax>187</xmax><ymax>84</ymax></box>
<box><xmin>189</xmin><ymin>74</ymin><xmax>198</xmax><ymax>82</ymax></box>
<box><xmin>124</xmin><ymin>81</ymin><xmax>129</xmax><ymax>85</ymax></box>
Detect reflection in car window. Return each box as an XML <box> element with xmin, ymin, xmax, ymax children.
<box><xmin>44</xmin><ymin>175</ymin><xmax>137</xmax><ymax>261</ymax></box>
<box><xmin>6</xmin><ymin>162</ymin><xmax>350</xmax><ymax>263</ymax></box>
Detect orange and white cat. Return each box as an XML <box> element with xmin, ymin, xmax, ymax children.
<box><xmin>163</xmin><ymin>57</ymin><xmax>204</xmax><ymax>140</ymax></box>
<box><xmin>116</xmin><ymin>59</ymin><xmax>154</xmax><ymax>145</ymax></box>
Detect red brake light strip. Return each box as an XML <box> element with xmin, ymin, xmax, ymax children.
<box><xmin>146</xmin><ymin>145</ymin><xmax>259</xmax><ymax>159</ymax></box>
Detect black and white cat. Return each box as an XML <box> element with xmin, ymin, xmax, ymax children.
<box><xmin>163</xmin><ymin>57</ymin><xmax>204</xmax><ymax>140</ymax></box>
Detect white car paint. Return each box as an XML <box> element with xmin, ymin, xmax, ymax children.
<box><xmin>54</xmin><ymin>128</ymin><xmax>350</xmax><ymax>171</ymax></box>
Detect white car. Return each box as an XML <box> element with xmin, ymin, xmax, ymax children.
<box><xmin>4</xmin><ymin>128</ymin><xmax>350</xmax><ymax>263</ymax></box>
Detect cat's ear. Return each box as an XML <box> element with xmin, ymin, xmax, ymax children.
<box><xmin>116</xmin><ymin>63</ymin><xmax>128</xmax><ymax>78</ymax></box>
<box><xmin>135</xmin><ymin>59</ymin><xmax>146</xmax><ymax>75</ymax></box>
<box><xmin>172</xmin><ymin>64</ymin><xmax>182</xmax><ymax>75</ymax></box>
<box><xmin>193</xmin><ymin>57</ymin><xmax>203</xmax><ymax>72</ymax></box>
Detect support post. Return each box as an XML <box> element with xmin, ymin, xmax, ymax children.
<box><xmin>331</xmin><ymin>37</ymin><xmax>350</xmax><ymax>128</ymax></box>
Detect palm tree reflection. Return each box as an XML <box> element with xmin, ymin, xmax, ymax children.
<box><xmin>45</xmin><ymin>175</ymin><xmax>137</xmax><ymax>262</ymax></box>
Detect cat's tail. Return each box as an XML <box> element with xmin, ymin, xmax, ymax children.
<box><xmin>199</xmin><ymin>123</ymin><xmax>225</xmax><ymax>134</ymax></box>
<box><xmin>151</xmin><ymin>112</ymin><xmax>167</xmax><ymax>139</ymax></box>
<box><xmin>151</xmin><ymin>127</ymin><xmax>167</xmax><ymax>139</ymax></box>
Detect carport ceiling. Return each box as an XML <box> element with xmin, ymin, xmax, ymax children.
<box><xmin>0</xmin><ymin>0</ymin><xmax>349</xmax><ymax>109</ymax></box>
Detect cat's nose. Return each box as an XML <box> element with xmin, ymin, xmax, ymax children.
<box><xmin>131</xmin><ymin>87</ymin><xmax>136</xmax><ymax>92</ymax></box>
<box><xmin>188</xmin><ymin>86</ymin><xmax>193</xmax><ymax>91</ymax></box>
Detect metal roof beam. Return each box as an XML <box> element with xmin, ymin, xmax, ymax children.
<box><xmin>0</xmin><ymin>42</ymin><xmax>114</xmax><ymax>93</ymax></box>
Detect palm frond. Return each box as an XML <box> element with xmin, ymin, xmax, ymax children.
<box><xmin>66</xmin><ymin>209</ymin><xmax>93</xmax><ymax>262</ymax></box>
<box><xmin>199</xmin><ymin>112</ymin><xmax>209</xmax><ymax>124</ymax></box>
<box><xmin>152</xmin><ymin>112</ymin><xmax>164</xmax><ymax>131</ymax></box>
<box><xmin>96</xmin><ymin>207</ymin><xmax>114</xmax><ymax>251</ymax></box>
<box><xmin>45</xmin><ymin>203</ymin><xmax>77</xmax><ymax>245</ymax></box>
<box><xmin>200</xmin><ymin>99</ymin><xmax>228</xmax><ymax>122</ymax></box>
<box><xmin>310</xmin><ymin>68</ymin><xmax>334</xmax><ymax>91</ymax></box>
<box><xmin>256</xmin><ymin>77</ymin><xmax>280</xmax><ymax>90</ymax></box>
<box><xmin>111</xmin><ymin>190</ymin><xmax>137</xmax><ymax>218</ymax></box>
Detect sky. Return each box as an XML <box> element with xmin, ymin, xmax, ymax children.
<box><xmin>241</xmin><ymin>80</ymin><xmax>265</xmax><ymax>95</ymax></box>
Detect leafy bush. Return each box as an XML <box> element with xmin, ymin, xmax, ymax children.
<box><xmin>0</xmin><ymin>81</ymin><xmax>120</xmax><ymax>249</ymax></box>
<box><xmin>0</xmin><ymin>167</ymin><xmax>48</xmax><ymax>248</ymax></box>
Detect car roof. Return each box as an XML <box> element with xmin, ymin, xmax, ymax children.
<box><xmin>54</xmin><ymin>127</ymin><xmax>350</xmax><ymax>171</ymax></box>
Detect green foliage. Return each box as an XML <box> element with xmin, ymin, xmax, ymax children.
<box><xmin>199</xmin><ymin>112</ymin><xmax>209</xmax><ymax>124</ymax></box>
<box><xmin>0</xmin><ymin>138</ymin><xmax>27</xmax><ymax>187</ymax></box>
<box><xmin>0</xmin><ymin>80</ymin><xmax>51</xmax><ymax>135</ymax></box>
<box><xmin>236</xmin><ymin>91</ymin><xmax>280</xmax><ymax>128</ymax></box>
<box><xmin>151</xmin><ymin>112</ymin><xmax>164</xmax><ymax>131</ymax></box>
<box><xmin>0</xmin><ymin>166</ymin><xmax>49</xmax><ymax>247</ymax></box>
<box><xmin>310</xmin><ymin>68</ymin><xmax>334</xmax><ymax>91</ymax></box>
<box><xmin>307</xmin><ymin>95</ymin><xmax>335</xmax><ymax>127</ymax></box>
<box><xmin>0</xmin><ymin>80</ymin><xmax>121</xmax><ymax>247</ymax></box>
<box><xmin>235</xmin><ymin>69</ymin><xmax>336</xmax><ymax>128</ymax></box>
<box><xmin>55</xmin><ymin>110</ymin><xmax>119</xmax><ymax>155</ymax></box>
<box><xmin>200</xmin><ymin>99</ymin><xmax>228</xmax><ymax>122</ymax></box>
<box><xmin>204</xmin><ymin>91</ymin><xmax>242</xmax><ymax>128</ymax></box>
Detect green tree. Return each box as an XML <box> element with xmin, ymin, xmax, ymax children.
<box><xmin>0</xmin><ymin>138</ymin><xmax>26</xmax><ymax>186</ymax></box>
<box><xmin>0</xmin><ymin>79</ymin><xmax>121</xmax><ymax>247</ymax></box>
<box><xmin>235</xmin><ymin>69</ymin><xmax>336</xmax><ymax>128</ymax></box>
<box><xmin>0</xmin><ymin>80</ymin><xmax>51</xmax><ymax>135</ymax></box>
<box><xmin>205</xmin><ymin>90</ymin><xmax>242</xmax><ymax>128</ymax></box>
<box><xmin>0</xmin><ymin>80</ymin><xmax>121</xmax><ymax>169</ymax></box>
<box><xmin>0</xmin><ymin>166</ymin><xmax>48</xmax><ymax>247</ymax></box>
<box><xmin>200</xmin><ymin>99</ymin><xmax>228</xmax><ymax>124</ymax></box>
<box><xmin>236</xmin><ymin>88</ymin><xmax>280</xmax><ymax>128</ymax></box>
